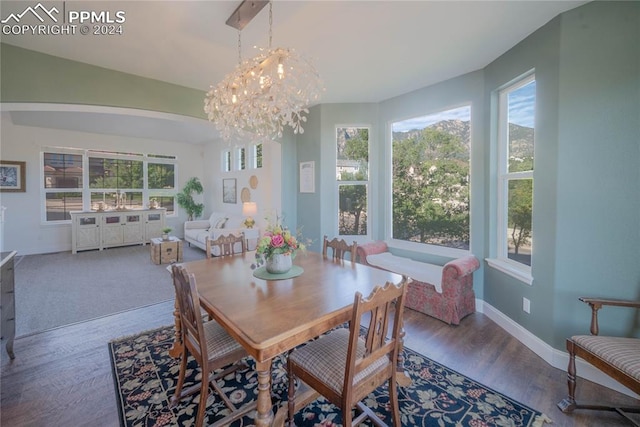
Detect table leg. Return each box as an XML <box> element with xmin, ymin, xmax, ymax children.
<box><xmin>255</xmin><ymin>359</ymin><xmax>274</xmax><ymax>427</ymax></box>
<box><xmin>168</xmin><ymin>296</ymin><xmax>183</xmax><ymax>358</ymax></box>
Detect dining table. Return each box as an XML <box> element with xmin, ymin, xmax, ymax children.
<box><xmin>170</xmin><ymin>250</ymin><xmax>405</xmax><ymax>427</ymax></box>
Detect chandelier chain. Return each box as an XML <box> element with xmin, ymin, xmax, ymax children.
<box><xmin>237</xmin><ymin>30</ymin><xmax>242</xmax><ymax>64</ymax></box>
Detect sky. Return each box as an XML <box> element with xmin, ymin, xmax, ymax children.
<box><xmin>392</xmin><ymin>80</ymin><xmax>536</xmax><ymax>132</ymax></box>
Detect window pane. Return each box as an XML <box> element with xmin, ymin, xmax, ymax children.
<box><xmin>89</xmin><ymin>157</ymin><xmax>143</xmax><ymax>189</ymax></box>
<box><xmin>336</xmin><ymin>128</ymin><xmax>368</xmax><ymax>181</ymax></box>
<box><xmin>148</xmin><ymin>163</ymin><xmax>175</xmax><ymax>189</ymax></box>
<box><xmin>339</xmin><ymin>184</ymin><xmax>367</xmax><ymax>236</ymax></box>
<box><xmin>152</xmin><ymin>196</ymin><xmax>175</xmax><ymax>215</ymax></box>
<box><xmin>391</xmin><ymin>106</ymin><xmax>470</xmax><ymax>249</ymax></box>
<box><xmin>508</xmin><ymin>80</ymin><xmax>535</xmax><ymax>172</ymax></box>
<box><xmin>46</xmin><ymin>192</ymin><xmax>82</xmax><ymax>221</ymax></box>
<box><xmin>254</xmin><ymin>144</ymin><xmax>263</xmax><ymax>169</ymax></box>
<box><xmin>223</xmin><ymin>151</ymin><xmax>231</xmax><ymax>172</ymax></box>
<box><xmin>43</xmin><ymin>153</ymin><xmax>82</xmax><ymax>188</ymax></box>
<box><xmin>507</xmin><ymin>179</ymin><xmax>533</xmax><ymax>266</ymax></box>
<box><xmin>237</xmin><ymin>148</ymin><xmax>246</xmax><ymax>170</ymax></box>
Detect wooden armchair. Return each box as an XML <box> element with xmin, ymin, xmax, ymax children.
<box><xmin>287</xmin><ymin>279</ymin><xmax>407</xmax><ymax>426</ymax></box>
<box><xmin>205</xmin><ymin>232</ymin><xmax>246</xmax><ymax>259</ymax></box>
<box><xmin>557</xmin><ymin>297</ymin><xmax>640</xmax><ymax>425</ymax></box>
<box><xmin>322</xmin><ymin>235</ymin><xmax>357</xmax><ymax>262</ymax></box>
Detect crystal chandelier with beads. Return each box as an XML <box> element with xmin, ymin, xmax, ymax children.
<box><xmin>204</xmin><ymin>1</ymin><xmax>324</xmax><ymax>140</ymax></box>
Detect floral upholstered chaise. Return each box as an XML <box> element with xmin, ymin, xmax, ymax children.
<box><xmin>357</xmin><ymin>241</ymin><xmax>480</xmax><ymax>325</ymax></box>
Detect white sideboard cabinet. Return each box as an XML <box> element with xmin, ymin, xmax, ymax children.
<box><xmin>71</xmin><ymin>209</ymin><xmax>166</xmax><ymax>254</ymax></box>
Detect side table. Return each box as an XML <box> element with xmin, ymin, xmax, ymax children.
<box><xmin>150</xmin><ymin>236</ymin><xmax>183</xmax><ymax>264</ymax></box>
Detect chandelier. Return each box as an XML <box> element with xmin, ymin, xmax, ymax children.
<box><xmin>204</xmin><ymin>1</ymin><xmax>324</xmax><ymax>140</ymax></box>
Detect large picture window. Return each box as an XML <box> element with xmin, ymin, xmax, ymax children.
<box><xmin>336</xmin><ymin>127</ymin><xmax>369</xmax><ymax>236</ymax></box>
<box><xmin>41</xmin><ymin>149</ymin><xmax>177</xmax><ymax>222</ymax></box>
<box><xmin>496</xmin><ymin>74</ymin><xmax>535</xmax><ymax>278</ymax></box>
<box><xmin>391</xmin><ymin>105</ymin><xmax>471</xmax><ymax>251</ymax></box>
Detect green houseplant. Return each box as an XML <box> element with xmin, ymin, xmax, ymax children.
<box><xmin>176</xmin><ymin>177</ymin><xmax>204</xmax><ymax>221</ymax></box>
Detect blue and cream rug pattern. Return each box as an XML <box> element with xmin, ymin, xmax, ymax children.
<box><xmin>109</xmin><ymin>325</ymin><xmax>552</xmax><ymax>426</ymax></box>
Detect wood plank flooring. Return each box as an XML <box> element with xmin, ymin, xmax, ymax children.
<box><xmin>1</xmin><ymin>302</ymin><xmax>637</xmax><ymax>426</ymax></box>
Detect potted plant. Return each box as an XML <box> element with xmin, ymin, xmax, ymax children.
<box><xmin>176</xmin><ymin>177</ymin><xmax>204</xmax><ymax>221</ymax></box>
<box><xmin>162</xmin><ymin>227</ymin><xmax>172</xmax><ymax>241</ymax></box>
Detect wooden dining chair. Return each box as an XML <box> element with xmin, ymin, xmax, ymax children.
<box><xmin>206</xmin><ymin>232</ymin><xmax>246</xmax><ymax>259</ymax></box>
<box><xmin>287</xmin><ymin>278</ymin><xmax>408</xmax><ymax>427</ymax></box>
<box><xmin>322</xmin><ymin>235</ymin><xmax>357</xmax><ymax>262</ymax></box>
<box><xmin>170</xmin><ymin>264</ymin><xmax>255</xmax><ymax>427</ymax></box>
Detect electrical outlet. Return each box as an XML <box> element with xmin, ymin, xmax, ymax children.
<box><xmin>523</xmin><ymin>297</ymin><xmax>531</xmax><ymax>314</ymax></box>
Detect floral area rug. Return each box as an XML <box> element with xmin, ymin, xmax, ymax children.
<box><xmin>109</xmin><ymin>325</ymin><xmax>552</xmax><ymax>427</ymax></box>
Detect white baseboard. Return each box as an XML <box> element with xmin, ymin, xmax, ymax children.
<box><xmin>476</xmin><ymin>299</ymin><xmax>639</xmax><ymax>399</ymax></box>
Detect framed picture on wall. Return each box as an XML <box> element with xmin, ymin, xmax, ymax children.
<box><xmin>299</xmin><ymin>161</ymin><xmax>315</xmax><ymax>193</ymax></box>
<box><xmin>223</xmin><ymin>178</ymin><xmax>237</xmax><ymax>204</ymax></box>
<box><xmin>0</xmin><ymin>161</ymin><xmax>26</xmax><ymax>192</ymax></box>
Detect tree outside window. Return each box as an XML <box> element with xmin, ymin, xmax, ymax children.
<box><xmin>337</xmin><ymin>127</ymin><xmax>369</xmax><ymax>236</ymax></box>
<box><xmin>391</xmin><ymin>106</ymin><xmax>471</xmax><ymax>250</ymax></box>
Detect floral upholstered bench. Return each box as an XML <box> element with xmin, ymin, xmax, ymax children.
<box><xmin>356</xmin><ymin>241</ymin><xmax>480</xmax><ymax>325</ymax></box>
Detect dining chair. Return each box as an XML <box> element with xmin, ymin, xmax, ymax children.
<box><xmin>206</xmin><ymin>232</ymin><xmax>246</xmax><ymax>259</ymax></box>
<box><xmin>322</xmin><ymin>235</ymin><xmax>357</xmax><ymax>262</ymax></box>
<box><xmin>287</xmin><ymin>278</ymin><xmax>408</xmax><ymax>426</ymax></box>
<box><xmin>170</xmin><ymin>264</ymin><xmax>255</xmax><ymax>427</ymax></box>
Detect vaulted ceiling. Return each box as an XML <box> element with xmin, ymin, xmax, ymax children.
<box><xmin>1</xmin><ymin>0</ymin><xmax>587</xmax><ymax>142</ymax></box>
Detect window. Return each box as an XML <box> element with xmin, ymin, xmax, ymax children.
<box><xmin>236</xmin><ymin>147</ymin><xmax>246</xmax><ymax>170</ymax></box>
<box><xmin>495</xmin><ymin>74</ymin><xmax>535</xmax><ymax>278</ymax></box>
<box><xmin>222</xmin><ymin>150</ymin><xmax>232</xmax><ymax>172</ymax></box>
<box><xmin>251</xmin><ymin>143</ymin><xmax>263</xmax><ymax>169</ymax></box>
<box><xmin>336</xmin><ymin>127</ymin><xmax>369</xmax><ymax>236</ymax></box>
<box><xmin>43</xmin><ymin>152</ymin><xmax>83</xmax><ymax>221</ymax></box>
<box><xmin>41</xmin><ymin>149</ymin><xmax>177</xmax><ymax>222</ymax></box>
<box><xmin>391</xmin><ymin>105</ymin><xmax>471</xmax><ymax>252</ymax></box>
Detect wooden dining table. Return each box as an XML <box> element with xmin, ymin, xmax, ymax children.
<box><xmin>172</xmin><ymin>250</ymin><xmax>404</xmax><ymax>427</ymax></box>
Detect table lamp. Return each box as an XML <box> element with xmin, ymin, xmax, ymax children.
<box><xmin>242</xmin><ymin>202</ymin><xmax>257</xmax><ymax>228</ymax></box>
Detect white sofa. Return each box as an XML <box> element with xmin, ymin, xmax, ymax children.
<box><xmin>184</xmin><ymin>212</ymin><xmax>248</xmax><ymax>257</ymax></box>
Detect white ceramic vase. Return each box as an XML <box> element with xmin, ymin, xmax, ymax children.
<box><xmin>265</xmin><ymin>253</ymin><xmax>292</xmax><ymax>274</ymax></box>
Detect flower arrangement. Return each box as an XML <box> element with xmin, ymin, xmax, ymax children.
<box><xmin>255</xmin><ymin>215</ymin><xmax>307</xmax><ymax>263</ymax></box>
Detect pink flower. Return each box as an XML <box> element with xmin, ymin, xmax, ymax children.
<box><xmin>270</xmin><ymin>234</ymin><xmax>285</xmax><ymax>247</ymax></box>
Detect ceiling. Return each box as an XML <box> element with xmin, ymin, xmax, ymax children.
<box><xmin>1</xmin><ymin>0</ymin><xmax>587</xmax><ymax>143</ymax></box>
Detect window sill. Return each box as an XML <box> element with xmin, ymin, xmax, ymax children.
<box><xmin>486</xmin><ymin>258</ymin><xmax>533</xmax><ymax>285</ymax></box>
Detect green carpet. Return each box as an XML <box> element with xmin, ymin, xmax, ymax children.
<box><xmin>109</xmin><ymin>325</ymin><xmax>552</xmax><ymax>426</ymax></box>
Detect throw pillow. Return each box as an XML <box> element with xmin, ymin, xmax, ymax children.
<box><xmin>214</xmin><ymin>217</ymin><xmax>227</xmax><ymax>229</ymax></box>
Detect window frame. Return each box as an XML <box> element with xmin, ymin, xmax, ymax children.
<box><xmin>487</xmin><ymin>72</ymin><xmax>535</xmax><ymax>285</ymax></box>
<box><xmin>386</xmin><ymin>104</ymin><xmax>472</xmax><ymax>258</ymax></box>
<box><xmin>335</xmin><ymin>125</ymin><xmax>370</xmax><ymax>240</ymax></box>
<box><xmin>40</xmin><ymin>147</ymin><xmax>178</xmax><ymax>223</ymax></box>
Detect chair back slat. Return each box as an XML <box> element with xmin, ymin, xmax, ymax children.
<box><xmin>322</xmin><ymin>235</ymin><xmax>358</xmax><ymax>262</ymax></box>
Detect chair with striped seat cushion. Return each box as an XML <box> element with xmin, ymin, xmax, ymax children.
<box><xmin>287</xmin><ymin>278</ymin><xmax>407</xmax><ymax>427</ymax></box>
<box><xmin>170</xmin><ymin>264</ymin><xmax>255</xmax><ymax>427</ymax></box>
<box><xmin>557</xmin><ymin>297</ymin><xmax>640</xmax><ymax>425</ymax></box>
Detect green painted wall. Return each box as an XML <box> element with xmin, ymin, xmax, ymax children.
<box><xmin>553</xmin><ymin>1</ymin><xmax>640</xmax><ymax>344</ymax></box>
<box><xmin>295</xmin><ymin>1</ymin><xmax>639</xmax><ymax>349</ymax></box>
<box><xmin>1</xmin><ymin>43</ymin><xmax>205</xmax><ymax>118</ymax></box>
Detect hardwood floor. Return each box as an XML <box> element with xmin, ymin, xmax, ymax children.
<box><xmin>1</xmin><ymin>302</ymin><xmax>637</xmax><ymax>426</ymax></box>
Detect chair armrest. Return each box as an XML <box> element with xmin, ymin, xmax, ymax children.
<box><xmin>442</xmin><ymin>255</ymin><xmax>480</xmax><ymax>279</ymax></box>
<box><xmin>579</xmin><ymin>297</ymin><xmax>640</xmax><ymax>336</ymax></box>
<box><xmin>356</xmin><ymin>241</ymin><xmax>389</xmax><ymax>265</ymax></box>
<box><xmin>184</xmin><ymin>220</ymin><xmax>210</xmax><ymax>230</ymax></box>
